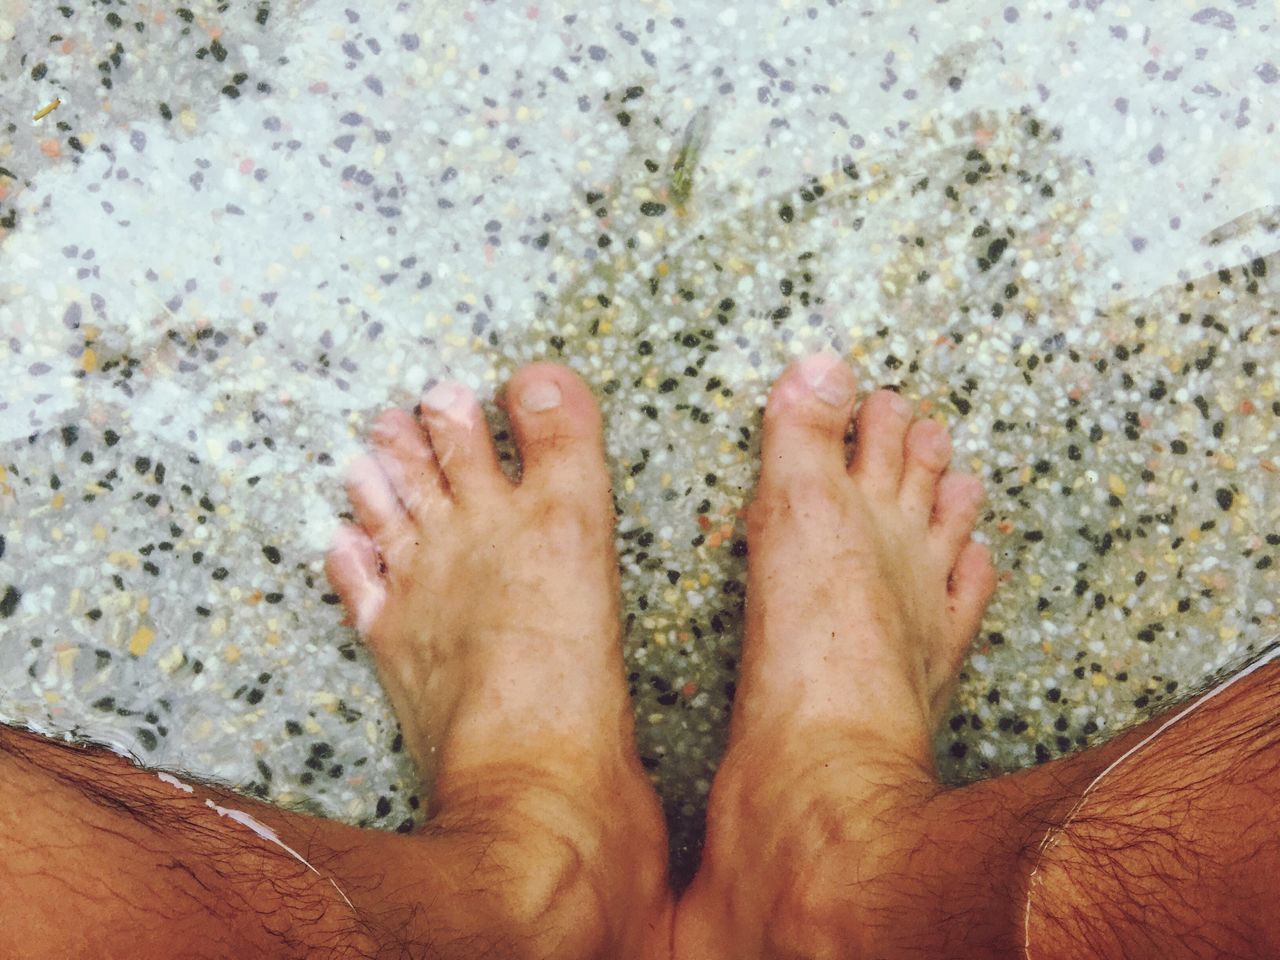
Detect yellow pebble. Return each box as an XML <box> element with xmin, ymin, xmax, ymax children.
<box><xmin>128</xmin><ymin>627</ymin><xmax>155</xmax><ymax>657</ymax></box>
<box><xmin>92</xmin><ymin>525</ymin><xmax>107</xmax><ymax>540</ymax></box>
<box><xmin>1107</xmin><ymin>474</ymin><xmax>1127</xmax><ymax>496</ymax></box>
<box><xmin>81</xmin><ymin>348</ymin><xmax>98</xmax><ymax>372</ymax></box>
<box><xmin>51</xmin><ymin>493</ymin><xmax>65</xmax><ymax>509</ymax></box>
<box><xmin>222</xmin><ymin>642</ymin><xmax>239</xmax><ymax>661</ymax></box>
<box><xmin>1092</xmin><ymin>673</ymin><xmax>1108</xmax><ymax>687</ymax></box>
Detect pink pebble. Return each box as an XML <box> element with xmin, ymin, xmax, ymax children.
<box><xmin>239</xmin><ymin>158</ymin><xmax>254</xmax><ymax>174</ymax></box>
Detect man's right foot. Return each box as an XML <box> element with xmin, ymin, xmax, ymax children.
<box><xmin>677</xmin><ymin>352</ymin><xmax>998</xmax><ymax>958</ymax></box>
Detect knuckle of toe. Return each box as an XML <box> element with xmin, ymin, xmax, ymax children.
<box><xmin>757</xmin><ymin>471</ymin><xmax>844</xmax><ymax>520</ymax></box>
<box><xmin>531</xmin><ymin>494</ymin><xmax>608</xmax><ymax>549</ymax></box>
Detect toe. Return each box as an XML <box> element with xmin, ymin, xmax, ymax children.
<box><xmin>931</xmin><ymin>472</ymin><xmax>986</xmax><ymax>559</ymax></box>
<box><xmin>418</xmin><ymin>379</ymin><xmax>511</xmax><ymax>502</ymax></box>
<box><xmin>946</xmin><ymin>541</ymin><xmax>998</xmax><ymax>650</ymax></box>
<box><xmin>346</xmin><ymin>454</ymin><xmax>408</xmax><ymax>546</ymax></box>
<box><xmin>370</xmin><ymin>408</ymin><xmax>448</xmax><ymax>518</ymax></box>
<box><xmin>498</xmin><ymin>363</ymin><xmax>611</xmax><ymax>502</ymax></box>
<box><xmin>899</xmin><ymin>418</ymin><xmax>952</xmax><ymax>523</ymax></box>
<box><xmin>846</xmin><ymin>389</ymin><xmax>915</xmax><ymax>493</ymax></box>
<box><xmin>324</xmin><ymin>524</ymin><xmax>387</xmax><ymax>634</ymax></box>
<box><xmin>759</xmin><ymin>353</ymin><xmax>859</xmax><ymax>483</ymax></box>
<box><xmin>930</xmin><ymin>541</ymin><xmax>998</xmax><ymax>718</ymax></box>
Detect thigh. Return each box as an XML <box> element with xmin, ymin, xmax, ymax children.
<box><xmin>0</xmin><ymin>725</ymin><xmax>378</xmax><ymax>959</ymax></box>
<box><xmin>1022</xmin><ymin>654</ymin><xmax>1280</xmax><ymax>960</ymax></box>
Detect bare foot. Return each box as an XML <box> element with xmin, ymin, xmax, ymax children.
<box><xmin>325</xmin><ymin>363</ymin><xmax>672</xmax><ymax>959</ymax></box>
<box><xmin>676</xmin><ymin>352</ymin><xmax>998</xmax><ymax>959</ymax></box>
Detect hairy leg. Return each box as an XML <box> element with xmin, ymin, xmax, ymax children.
<box><xmin>712</xmin><ymin>651</ymin><xmax>1280</xmax><ymax>959</ymax></box>
<box><xmin>1</xmin><ymin>362</ymin><xmax>674</xmax><ymax>960</ymax></box>
<box><xmin>1016</xmin><ymin>650</ymin><xmax>1280</xmax><ymax>960</ymax></box>
<box><xmin>0</xmin><ymin>722</ymin><xmax>633</xmax><ymax>959</ymax></box>
<box><xmin>675</xmin><ymin>351</ymin><xmax>1280</xmax><ymax>959</ymax></box>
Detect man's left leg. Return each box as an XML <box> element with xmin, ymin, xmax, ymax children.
<box><xmin>1</xmin><ymin>362</ymin><xmax>675</xmax><ymax>959</ymax></box>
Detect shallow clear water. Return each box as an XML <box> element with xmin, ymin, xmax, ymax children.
<box><xmin>0</xmin><ymin>0</ymin><xmax>1276</xmax><ymax>878</ymax></box>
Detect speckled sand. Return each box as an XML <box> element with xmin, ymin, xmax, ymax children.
<box><xmin>0</xmin><ymin>0</ymin><xmax>1276</xmax><ymax>878</ymax></box>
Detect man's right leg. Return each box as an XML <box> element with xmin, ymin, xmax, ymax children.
<box><xmin>676</xmin><ymin>352</ymin><xmax>1280</xmax><ymax>959</ymax></box>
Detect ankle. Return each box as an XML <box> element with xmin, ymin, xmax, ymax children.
<box><xmin>431</xmin><ymin>756</ymin><xmax>670</xmax><ymax>959</ymax></box>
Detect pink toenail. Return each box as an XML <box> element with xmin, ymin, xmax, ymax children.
<box><xmin>800</xmin><ymin>354</ymin><xmax>852</xmax><ymax>407</ymax></box>
<box><xmin>520</xmin><ymin>380</ymin><xmax>562</xmax><ymax>412</ymax></box>
<box><xmin>930</xmin><ymin>427</ymin><xmax>952</xmax><ymax>459</ymax></box>
<box><xmin>422</xmin><ymin>382</ymin><xmax>462</xmax><ymax>412</ymax></box>
<box><xmin>888</xmin><ymin>392</ymin><xmax>912</xmax><ymax>417</ymax></box>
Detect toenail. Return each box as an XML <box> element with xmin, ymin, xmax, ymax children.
<box><xmin>520</xmin><ymin>379</ymin><xmax>562</xmax><ymax>413</ymax></box>
<box><xmin>887</xmin><ymin>391</ymin><xmax>913</xmax><ymax>417</ymax></box>
<box><xmin>929</xmin><ymin>426</ymin><xmax>952</xmax><ymax>459</ymax></box>
<box><xmin>422</xmin><ymin>382</ymin><xmax>462</xmax><ymax>412</ymax></box>
<box><xmin>800</xmin><ymin>354</ymin><xmax>852</xmax><ymax>407</ymax></box>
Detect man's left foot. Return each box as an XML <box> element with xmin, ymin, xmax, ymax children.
<box><xmin>325</xmin><ymin>362</ymin><xmax>672</xmax><ymax>958</ymax></box>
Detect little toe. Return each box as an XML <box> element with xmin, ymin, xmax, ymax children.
<box><xmin>498</xmin><ymin>363</ymin><xmax>611</xmax><ymax>502</ymax></box>
<box><xmin>899</xmin><ymin>418</ymin><xmax>952</xmax><ymax>522</ymax></box>
<box><xmin>324</xmin><ymin>523</ymin><xmax>387</xmax><ymax>635</ymax></box>
<box><xmin>846</xmin><ymin>389</ymin><xmax>915</xmax><ymax>492</ymax></box>
<box><xmin>346</xmin><ymin>454</ymin><xmax>408</xmax><ymax>546</ymax></box>
<box><xmin>759</xmin><ymin>353</ymin><xmax>859</xmax><ymax>484</ymax></box>
<box><xmin>370</xmin><ymin>408</ymin><xmax>448</xmax><ymax>517</ymax></box>
<box><xmin>418</xmin><ymin>380</ymin><xmax>511</xmax><ymax>502</ymax></box>
<box><xmin>943</xmin><ymin>541</ymin><xmax>998</xmax><ymax>667</ymax></box>
<box><xmin>931</xmin><ymin>472</ymin><xmax>986</xmax><ymax>559</ymax></box>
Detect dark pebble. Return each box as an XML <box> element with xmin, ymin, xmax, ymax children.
<box><xmin>263</xmin><ymin>545</ymin><xmax>282</xmax><ymax>564</ymax></box>
<box><xmin>0</xmin><ymin>585</ymin><xmax>20</xmax><ymax>617</ymax></box>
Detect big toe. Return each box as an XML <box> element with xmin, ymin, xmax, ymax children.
<box><xmin>498</xmin><ymin>363</ymin><xmax>612</xmax><ymax>502</ymax></box>
<box><xmin>759</xmin><ymin>353</ymin><xmax>859</xmax><ymax>484</ymax></box>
